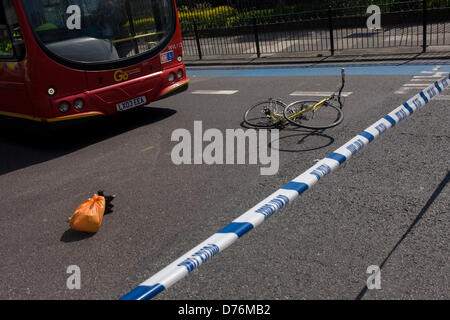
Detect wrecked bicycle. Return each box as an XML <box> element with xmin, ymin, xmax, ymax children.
<box><xmin>244</xmin><ymin>68</ymin><xmax>346</xmax><ymax>130</ymax></box>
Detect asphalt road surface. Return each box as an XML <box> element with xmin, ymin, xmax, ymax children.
<box><xmin>0</xmin><ymin>63</ymin><xmax>448</xmax><ymax>300</ymax></box>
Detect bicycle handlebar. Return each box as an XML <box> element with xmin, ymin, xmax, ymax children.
<box><xmin>337</xmin><ymin>68</ymin><xmax>346</xmax><ymax>109</ymax></box>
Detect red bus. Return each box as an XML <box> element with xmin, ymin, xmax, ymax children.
<box><xmin>0</xmin><ymin>0</ymin><xmax>189</xmax><ymax>123</ymax></box>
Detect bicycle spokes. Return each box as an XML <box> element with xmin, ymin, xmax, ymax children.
<box><xmin>284</xmin><ymin>100</ymin><xmax>344</xmax><ymax>129</ymax></box>
<box><xmin>244</xmin><ymin>99</ymin><xmax>287</xmax><ymax>128</ymax></box>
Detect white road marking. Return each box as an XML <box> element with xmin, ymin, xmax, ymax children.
<box><xmin>403</xmin><ymin>84</ymin><xmax>433</xmax><ymax>87</ymax></box>
<box><xmin>290</xmin><ymin>91</ymin><xmax>353</xmax><ymax>97</ymax></box>
<box><xmin>410</xmin><ymin>79</ymin><xmax>437</xmax><ymax>82</ymax></box>
<box><xmin>396</xmin><ymin>87</ymin><xmax>421</xmax><ymax>91</ymax></box>
<box><xmin>396</xmin><ymin>71</ymin><xmax>447</xmax><ymax>95</ymax></box>
<box><xmin>413</xmin><ymin>72</ymin><xmax>447</xmax><ymax>79</ymax></box>
<box><xmin>413</xmin><ymin>76</ymin><xmax>443</xmax><ymax>79</ymax></box>
<box><xmin>395</xmin><ymin>87</ymin><xmax>423</xmax><ymax>94</ymax></box>
<box><xmin>192</xmin><ymin>90</ymin><xmax>239</xmax><ymax>95</ymax></box>
<box><xmin>435</xmin><ymin>95</ymin><xmax>450</xmax><ymax>100</ymax></box>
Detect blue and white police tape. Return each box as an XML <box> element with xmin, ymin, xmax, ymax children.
<box><xmin>120</xmin><ymin>73</ymin><xmax>450</xmax><ymax>300</ymax></box>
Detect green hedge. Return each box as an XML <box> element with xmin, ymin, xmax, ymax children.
<box><xmin>0</xmin><ymin>40</ymin><xmax>12</xmax><ymax>56</ymax></box>
<box><xmin>178</xmin><ymin>5</ymin><xmax>237</xmax><ymax>30</ymax></box>
<box><xmin>177</xmin><ymin>0</ymin><xmax>450</xmax><ymax>32</ymax></box>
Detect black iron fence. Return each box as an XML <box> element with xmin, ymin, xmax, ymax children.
<box><xmin>175</xmin><ymin>0</ymin><xmax>450</xmax><ymax>58</ymax></box>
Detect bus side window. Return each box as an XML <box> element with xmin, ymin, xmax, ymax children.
<box><xmin>1</xmin><ymin>0</ymin><xmax>25</xmax><ymax>60</ymax></box>
<box><xmin>0</xmin><ymin>3</ymin><xmax>14</xmax><ymax>58</ymax></box>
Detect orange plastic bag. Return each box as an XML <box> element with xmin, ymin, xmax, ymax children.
<box><xmin>69</xmin><ymin>194</ymin><xmax>106</xmax><ymax>233</ymax></box>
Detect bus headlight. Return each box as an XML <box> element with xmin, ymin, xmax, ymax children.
<box><xmin>58</xmin><ymin>101</ymin><xmax>70</xmax><ymax>113</ymax></box>
<box><xmin>73</xmin><ymin>98</ymin><xmax>85</xmax><ymax>111</ymax></box>
<box><xmin>168</xmin><ymin>72</ymin><xmax>176</xmax><ymax>82</ymax></box>
<box><xmin>177</xmin><ymin>69</ymin><xmax>184</xmax><ymax>79</ymax></box>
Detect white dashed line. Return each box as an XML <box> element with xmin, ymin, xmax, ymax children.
<box><xmin>413</xmin><ymin>73</ymin><xmax>447</xmax><ymax>79</ymax></box>
<box><xmin>403</xmin><ymin>84</ymin><xmax>434</xmax><ymax>87</ymax></box>
<box><xmin>410</xmin><ymin>79</ymin><xmax>437</xmax><ymax>82</ymax></box>
<box><xmin>192</xmin><ymin>90</ymin><xmax>239</xmax><ymax>95</ymax></box>
<box><xmin>435</xmin><ymin>95</ymin><xmax>450</xmax><ymax>100</ymax></box>
<box><xmin>396</xmin><ymin>69</ymin><xmax>448</xmax><ymax>95</ymax></box>
<box><xmin>290</xmin><ymin>91</ymin><xmax>353</xmax><ymax>97</ymax></box>
<box><xmin>395</xmin><ymin>89</ymin><xmax>418</xmax><ymax>94</ymax></box>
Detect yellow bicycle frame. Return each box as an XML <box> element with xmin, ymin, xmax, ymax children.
<box><xmin>263</xmin><ymin>68</ymin><xmax>344</xmax><ymax>127</ymax></box>
<box><xmin>269</xmin><ymin>96</ymin><xmax>333</xmax><ymax>125</ymax></box>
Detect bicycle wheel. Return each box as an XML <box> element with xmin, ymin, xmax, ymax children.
<box><xmin>284</xmin><ymin>100</ymin><xmax>344</xmax><ymax>129</ymax></box>
<box><xmin>244</xmin><ymin>99</ymin><xmax>287</xmax><ymax>128</ymax></box>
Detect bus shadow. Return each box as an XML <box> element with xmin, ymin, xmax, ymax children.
<box><xmin>0</xmin><ymin>107</ymin><xmax>176</xmax><ymax>176</ymax></box>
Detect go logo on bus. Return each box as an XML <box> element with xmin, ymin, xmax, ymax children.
<box><xmin>114</xmin><ymin>68</ymin><xmax>141</xmax><ymax>82</ymax></box>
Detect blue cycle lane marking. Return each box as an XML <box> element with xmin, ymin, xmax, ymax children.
<box><xmin>187</xmin><ymin>63</ymin><xmax>450</xmax><ymax>77</ymax></box>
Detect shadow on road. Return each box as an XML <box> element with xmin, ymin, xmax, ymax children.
<box><xmin>0</xmin><ymin>107</ymin><xmax>176</xmax><ymax>176</ymax></box>
<box><xmin>355</xmin><ymin>171</ymin><xmax>450</xmax><ymax>300</ymax></box>
<box><xmin>269</xmin><ymin>128</ymin><xmax>335</xmax><ymax>153</ymax></box>
<box><xmin>240</xmin><ymin>122</ymin><xmax>336</xmax><ymax>153</ymax></box>
<box><xmin>60</xmin><ymin>229</ymin><xmax>96</xmax><ymax>243</ymax></box>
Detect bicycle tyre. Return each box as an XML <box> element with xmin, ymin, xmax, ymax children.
<box><xmin>243</xmin><ymin>99</ymin><xmax>287</xmax><ymax>128</ymax></box>
<box><xmin>283</xmin><ymin>100</ymin><xmax>344</xmax><ymax>130</ymax></box>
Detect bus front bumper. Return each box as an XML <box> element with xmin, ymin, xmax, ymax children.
<box><xmin>157</xmin><ymin>78</ymin><xmax>190</xmax><ymax>101</ymax></box>
<box><xmin>46</xmin><ymin>67</ymin><xmax>190</xmax><ymax>121</ymax></box>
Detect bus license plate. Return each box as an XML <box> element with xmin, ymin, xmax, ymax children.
<box><xmin>116</xmin><ymin>96</ymin><xmax>147</xmax><ymax>112</ymax></box>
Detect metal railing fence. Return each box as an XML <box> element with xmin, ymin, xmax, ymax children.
<box><xmin>175</xmin><ymin>0</ymin><xmax>450</xmax><ymax>58</ymax></box>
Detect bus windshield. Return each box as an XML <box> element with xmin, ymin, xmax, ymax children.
<box><xmin>21</xmin><ymin>0</ymin><xmax>175</xmax><ymax>64</ymax></box>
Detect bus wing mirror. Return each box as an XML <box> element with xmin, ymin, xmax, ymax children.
<box><xmin>13</xmin><ymin>41</ymin><xmax>26</xmax><ymax>60</ymax></box>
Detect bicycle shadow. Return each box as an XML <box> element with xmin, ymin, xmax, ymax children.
<box><xmin>269</xmin><ymin>128</ymin><xmax>335</xmax><ymax>153</ymax></box>
<box><xmin>240</xmin><ymin>121</ymin><xmax>335</xmax><ymax>153</ymax></box>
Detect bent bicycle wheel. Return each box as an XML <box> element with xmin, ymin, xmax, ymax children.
<box><xmin>284</xmin><ymin>100</ymin><xmax>344</xmax><ymax>129</ymax></box>
<box><xmin>244</xmin><ymin>99</ymin><xmax>287</xmax><ymax>128</ymax></box>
